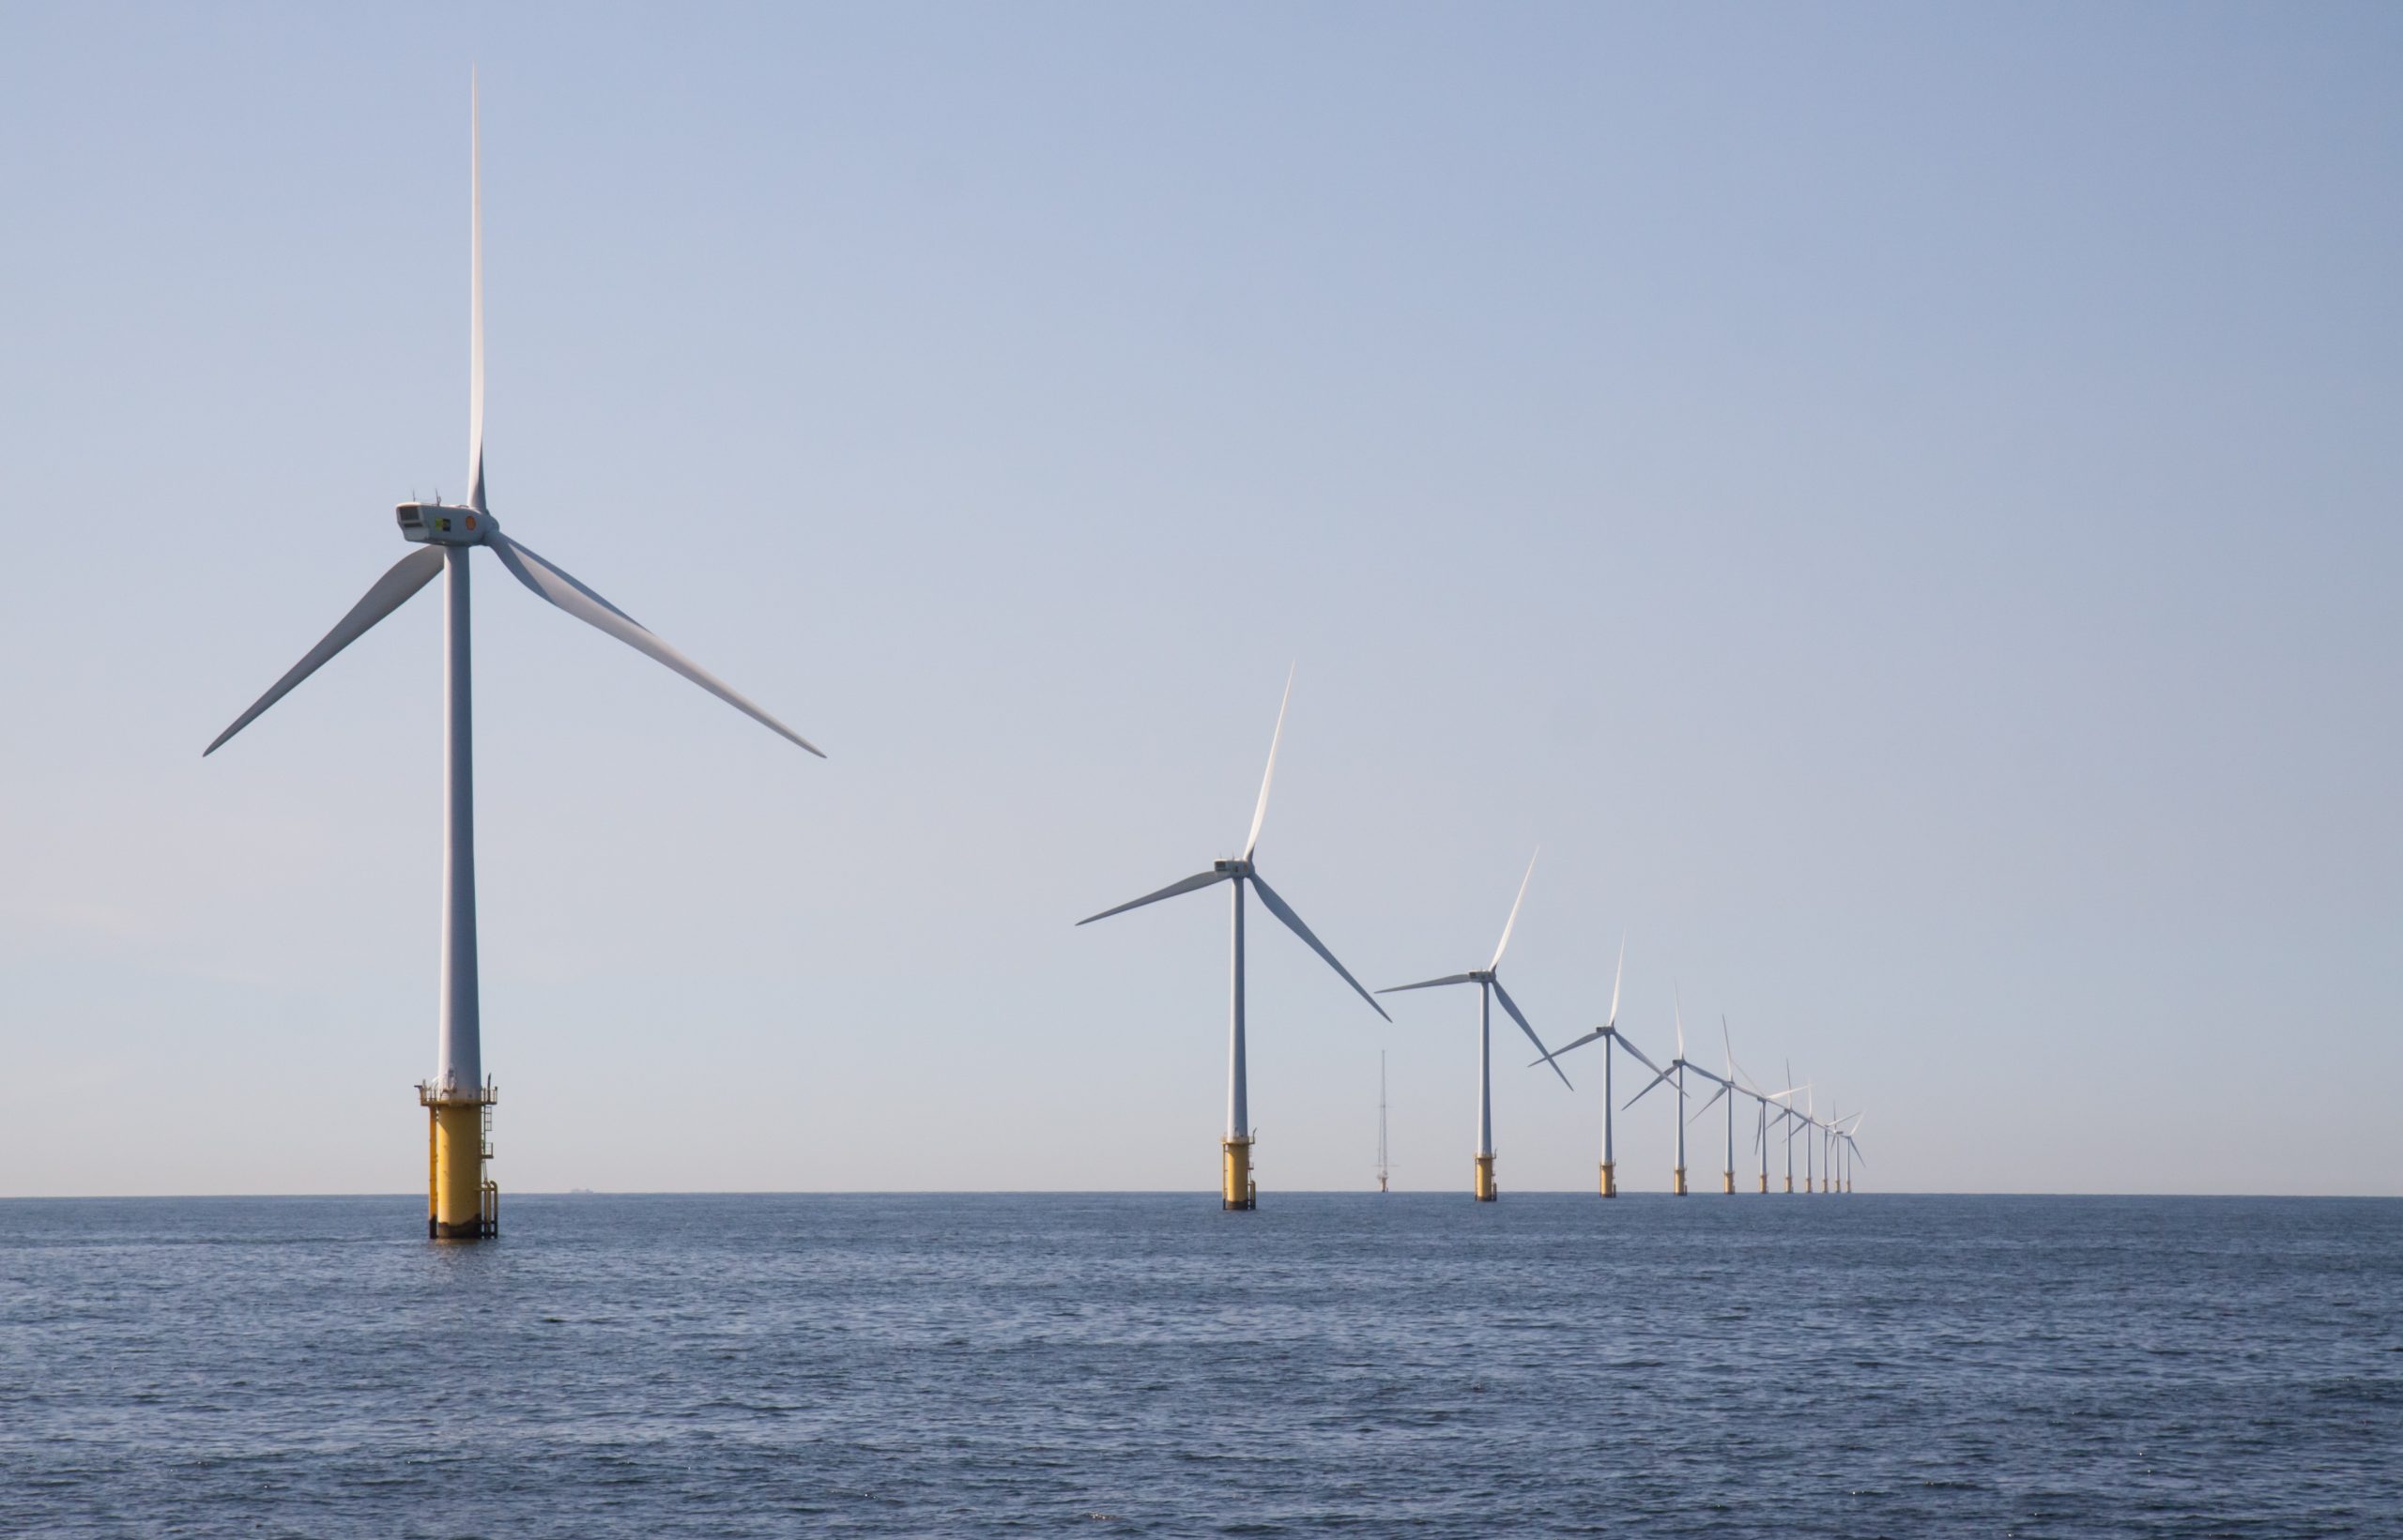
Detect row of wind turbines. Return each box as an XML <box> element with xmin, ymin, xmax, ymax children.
<box><xmin>204</xmin><ymin>82</ymin><xmax>1864</xmax><ymax>1237</ymax></box>
<box><xmin>1079</xmin><ymin>677</ymin><xmax>1870</xmax><ymax>1207</ymax></box>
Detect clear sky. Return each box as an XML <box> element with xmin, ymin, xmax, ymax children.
<box><xmin>2</xmin><ymin>3</ymin><xmax>2395</xmax><ymax>1197</ymax></box>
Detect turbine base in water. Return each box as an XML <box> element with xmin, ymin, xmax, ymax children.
<box><xmin>1673</xmin><ymin>1166</ymin><xmax>1688</xmax><ymax>1196</ymax></box>
<box><xmin>1599</xmin><ymin>1161</ymin><xmax>1616</xmax><ymax>1197</ymax></box>
<box><xmin>1783</xmin><ymin>1174</ymin><xmax>1794</xmax><ymax>1194</ymax></box>
<box><xmin>1758</xmin><ymin>1172</ymin><xmax>1769</xmax><ymax>1194</ymax></box>
<box><xmin>1473</xmin><ymin>1154</ymin><xmax>1497</xmax><ymax>1201</ymax></box>
<box><xmin>1722</xmin><ymin>1169</ymin><xmax>1735</xmax><ymax>1195</ymax></box>
<box><xmin>1221</xmin><ymin>1136</ymin><xmax>1255</xmax><ymax>1211</ymax></box>
<box><xmin>421</xmin><ymin>1081</ymin><xmax>497</xmax><ymax>1241</ymax></box>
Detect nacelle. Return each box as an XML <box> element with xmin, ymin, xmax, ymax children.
<box><xmin>396</xmin><ymin>502</ymin><xmax>492</xmax><ymax>545</ymax></box>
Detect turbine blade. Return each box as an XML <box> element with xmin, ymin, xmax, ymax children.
<box><xmin>488</xmin><ymin>533</ymin><xmax>823</xmax><ymax>756</ymax></box>
<box><xmin>1490</xmin><ymin>848</ymin><xmax>1538</xmax><ymax>969</ymax></box>
<box><xmin>1721</xmin><ymin>1014</ymin><xmax>1734</xmax><ymax>1075</ymax></box>
<box><xmin>1623</xmin><ymin>1062</ymin><xmax>1676</xmax><ymax>1110</ymax></box>
<box><xmin>1376</xmin><ymin>972</ymin><xmax>1477</xmax><ymax>995</ymax></box>
<box><xmin>204</xmin><ymin>546</ymin><xmax>446</xmax><ymax>755</ymax></box>
<box><xmin>1076</xmin><ymin>868</ymin><xmax>1230</xmax><ymax>926</ymax></box>
<box><xmin>468</xmin><ymin>70</ymin><xmax>486</xmax><ymax>513</ymax></box>
<box><xmin>1247</xmin><ymin>871</ymin><xmax>1390</xmax><ymax>1023</ymax></box>
<box><xmin>1544</xmin><ymin>1025</ymin><xmax>1611</xmax><ymax>1063</ymax></box>
<box><xmin>1688</xmin><ymin>1081</ymin><xmax>1729</xmax><ymax>1123</ymax></box>
<box><xmin>1492</xmin><ymin>979</ymin><xmax>1570</xmax><ymax>1090</ymax></box>
<box><xmin>1606</xmin><ymin>932</ymin><xmax>1626</xmax><ymax>1028</ymax></box>
<box><xmin>1673</xmin><ymin>979</ymin><xmax>1686</xmax><ymax>1060</ymax></box>
<box><xmin>1242</xmin><ymin>664</ymin><xmax>1293</xmax><ymax>861</ymax></box>
<box><xmin>1614</xmin><ymin>1032</ymin><xmax>1665</xmax><ymax>1077</ymax></box>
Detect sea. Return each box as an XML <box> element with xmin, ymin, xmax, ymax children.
<box><xmin>3</xmin><ymin>1193</ymin><xmax>2397</xmax><ymax>1537</ymax></box>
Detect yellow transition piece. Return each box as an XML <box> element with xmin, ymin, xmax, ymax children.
<box><xmin>1222</xmin><ymin>1136</ymin><xmax>1254</xmax><ymax>1211</ymax></box>
<box><xmin>422</xmin><ymin>1087</ymin><xmax>497</xmax><ymax>1241</ymax></box>
<box><xmin>1473</xmin><ymin>1153</ymin><xmax>1497</xmax><ymax>1201</ymax></box>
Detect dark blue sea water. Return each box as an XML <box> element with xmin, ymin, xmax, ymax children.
<box><xmin>3</xmin><ymin>1194</ymin><xmax>2397</xmax><ymax>1537</ymax></box>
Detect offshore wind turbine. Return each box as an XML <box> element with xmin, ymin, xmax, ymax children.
<box><xmin>1546</xmin><ymin>937</ymin><xmax>1667</xmax><ymax>1197</ymax></box>
<box><xmin>1839</xmin><ymin>1113</ymin><xmax>1867</xmax><ymax>1193</ymax></box>
<box><xmin>1378</xmin><ymin>852</ymin><xmax>1572</xmax><ymax>1201</ymax></box>
<box><xmin>1077</xmin><ymin>671</ymin><xmax>1388</xmax><ymax>1210</ymax></box>
<box><xmin>1682</xmin><ymin>1017</ymin><xmax>1746</xmax><ymax>1195</ymax></box>
<box><xmin>1626</xmin><ymin>983</ymin><xmax>1704</xmax><ymax>1194</ymax></box>
<box><xmin>204</xmin><ymin>80</ymin><xmax>821</xmax><ymax>1241</ymax></box>
<box><xmin>1690</xmin><ymin>1022</ymin><xmax>1797</xmax><ymax>1195</ymax></box>
<box><xmin>1750</xmin><ymin>1081</ymin><xmax>1801</xmax><ymax>1193</ymax></box>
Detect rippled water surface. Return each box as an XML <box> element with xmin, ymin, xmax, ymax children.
<box><xmin>4</xmin><ymin>1194</ymin><xmax>2398</xmax><ymax>1536</ymax></box>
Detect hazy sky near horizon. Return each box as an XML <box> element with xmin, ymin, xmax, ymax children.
<box><xmin>2</xmin><ymin>3</ymin><xmax>2396</xmax><ymax>1197</ymax></box>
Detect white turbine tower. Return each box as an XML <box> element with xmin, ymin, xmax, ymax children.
<box><xmin>1546</xmin><ymin>936</ymin><xmax>1667</xmax><ymax>1197</ymax></box>
<box><xmin>1625</xmin><ymin>983</ymin><xmax>1698</xmax><ymax>1194</ymax></box>
<box><xmin>1076</xmin><ymin>670</ymin><xmax>1389</xmax><ymax>1210</ymax></box>
<box><xmin>205</xmin><ymin>78</ymin><xmax>821</xmax><ymax>1241</ymax></box>
<box><xmin>1377</xmin><ymin>852</ymin><xmax>1572</xmax><ymax>1201</ymax></box>
<box><xmin>1839</xmin><ymin>1113</ymin><xmax>1867</xmax><ymax>1192</ymax></box>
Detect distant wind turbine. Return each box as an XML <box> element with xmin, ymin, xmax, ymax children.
<box><xmin>1378</xmin><ymin>852</ymin><xmax>1571</xmax><ymax>1201</ymax></box>
<box><xmin>1625</xmin><ymin>983</ymin><xmax>1699</xmax><ymax>1194</ymax></box>
<box><xmin>204</xmin><ymin>77</ymin><xmax>821</xmax><ymax>1242</ymax></box>
<box><xmin>1687</xmin><ymin>1018</ymin><xmax>1798</xmax><ymax>1195</ymax></box>
<box><xmin>1076</xmin><ymin>670</ymin><xmax>1388</xmax><ymax>1210</ymax></box>
<box><xmin>1546</xmin><ymin>936</ymin><xmax>1665</xmax><ymax>1197</ymax></box>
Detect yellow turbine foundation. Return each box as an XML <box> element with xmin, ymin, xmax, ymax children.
<box><xmin>1673</xmin><ymin>1166</ymin><xmax>1688</xmax><ymax>1196</ymax></box>
<box><xmin>1474</xmin><ymin>1154</ymin><xmax>1497</xmax><ymax>1201</ymax></box>
<box><xmin>1758</xmin><ymin>1172</ymin><xmax>1769</xmax><ymax>1194</ymax></box>
<box><xmin>421</xmin><ymin>1083</ymin><xmax>497</xmax><ymax>1241</ymax></box>
<box><xmin>1722</xmin><ymin>1170</ymin><xmax>1735</xmax><ymax>1195</ymax></box>
<box><xmin>1599</xmin><ymin>1160</ymin><xmax>1616</xmax><ymax>1197</ymax></box>
<box><xmin>1221</xmin><ymin>1136</ymin><xmax>1255</xmax><ymax>1211</ymax></box>
<box><xmin>1783</xmin><ymin>1175</ymin><xmax>1794</xmax><ymax>1193</ymax></box>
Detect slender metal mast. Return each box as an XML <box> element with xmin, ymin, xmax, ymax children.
<box><xmin>1376</xmin><ymin>1049</ymin><xmax>1389</xmax><ymax>1194</ymax></box>
<box><xmin>436</xmin><ymin>546</ymin><xmax>480</xmax><ymax>1097</ymax></box>
<box><xmin>1228</xmin><ymin>877</ymin><xmax>1247</xmax><ymax>1142</ymax></box>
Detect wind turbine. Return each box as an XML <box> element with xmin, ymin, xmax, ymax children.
<box><xmin>1776</xmin><ymin>1060</ymin><xmax>1807</xmax><ymax>1193</ymax></box>
<box><xmin>204</xmin><ymin>79</ymin><xmax>821</xmax><ymax>1242</ymax></box>
<box><xmin>1378</xmin><ymin>852</ymin><xmax>1571</xmax><ymax>1201</ymax></box>
<box><xmin>1625</xmin><ymin>983</ymin><xmax>1699</xmax><ymax>1194</ymax></box>
<box><xmin>1076</xmin><ymin>670</ymin><xmax>1388</xmax><ymax>1210</ymax></box>
<box><xmin>1687</xmin><ymin>1020</ymin><xmax>1798</xmax><ymax>1195</ymax></box>
<box><xmin>1681</xmin><ymin>1017</ymin><xmax>1746</xmax><ymax>1195</ymax></box>
<box><xmin>1839</xmin><ymin>1113</ymin><xmax>1867</xmax><ymax>1193</ymax></box>
<box><xmin>1749</xmin><ymin>1081</ymin><xmax>1802</xmax><ymax>1193</ymax></box>
<box><xmin>1546</xmin><ymin>936</ymin><xmax>1666</xmax><ymax>1197</ymax></box>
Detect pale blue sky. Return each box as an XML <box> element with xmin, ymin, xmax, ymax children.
<box><xmin>2</xmin><ymin>3</ymin><xmax>2395</xmax><ymax>1196</ymax></box>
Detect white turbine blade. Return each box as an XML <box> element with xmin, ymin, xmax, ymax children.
<box><xmin>488</xmin><ymin>533</ymin><xmax>823</xmax><ymax>756</ymax></box>
<box><xmin>1076</xmin><ymin>868</ymin><xmax>1230</xmax><ymax>926</ymax></box>
<box><xmin>1376</xmin><ymin>972</ymin><xmax>1477</xmax><ymax>995</ymax></box>
<box><xmin>1492</xmin><ymin>979</ymin><xmax>1570</xmax><ymax>1090</ymax></box>
<box><xmin>1614</xmin><ymin>1032</ymin><xmax>1665</xmax><ymax>1077</ymax></box>
<box><xmin>1247</xmin><ymin>871</ymin><xmax>1390</xmax><ymax>1022</ymax></box>
<box><xmin>1544</xmin><ymin>1025</ymin><xmax>1612</xmax><ymax>1063</ymax></box>
<box><xmin>1684</xmin><ymin>1063</ymin><xmax>1732</xmax><ymax>1090</ymax></box>
<box><xmin>1721</xmin><ymin>1014</ymin><xmax>1734</xmax><ymax>1075</ymax></box>
<box><xmin>1490</xmin><ymin>848</ymin><xmax>1538</xmax><ymax>968</ymax></box>
<box><xmin>204</xmin><ymin>546</ymin><xmax>445</xmax><ymax>755</ymax></box>
<box><xmin>468</xmin><ymin>69</ymin><xmax>486</xmax><ymax>513</ymax></box>
<box><xmin>1673</xmin><ymin>980</ymin><xmax>1687</xmax><ymax>1060</ymax></box>
<box><xmin>1242</xmin><ymin>664</ymin><xmax>1293</xmax><ymax>861</ymax></box>
<box><xmin>1688</xmin><ymin>1081</ymin><xmax>1728</xmax><ymax>1123</ymax></box>
<box><xmin>1623</xmin><ymin>1062</ymin><xmax>1677</xmax><ymax>1109</ymax></box>
<box><xmin>1605</xmin><ymin>932</ymin><xmax>1626</xmax><ymax>1028</ymax></box>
